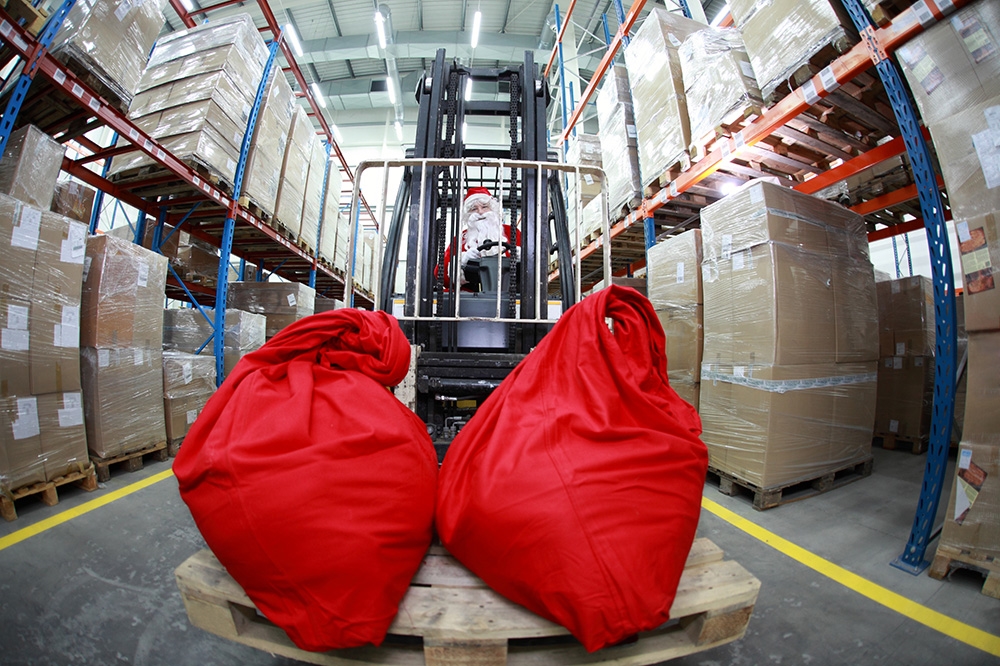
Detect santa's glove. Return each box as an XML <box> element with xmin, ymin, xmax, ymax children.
<box><xmin>460</xmin><ymin>246</ymin><xmax>481</xmax><ymax>267</ymax></box>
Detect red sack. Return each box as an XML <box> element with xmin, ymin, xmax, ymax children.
<box><xmin>173</xmin><ymin>309</ymin><xmax>437</xmax><ymax>651</ymax></box>
<box><xmin>436</xmin><ymin>285</ymin><xmax>707</xmax><ymax>652</ymax></box>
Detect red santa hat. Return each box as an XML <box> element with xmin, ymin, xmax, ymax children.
<box><xmin>465</xmin><ymin>186</ymin><xmax>492</xmax><ymax>201</ymax></box>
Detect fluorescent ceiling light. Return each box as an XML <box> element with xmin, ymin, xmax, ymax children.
<box><xmin>284</xmin><ymin>23</ymin><xmax>303</xmax><ymax>57</ymax></box>
<box><xmin>331</xmin><ymin>124</ymin><xmax>344</xmax><ymax>144</ymax></box>
<box><xmin>387</xmin><ymin>79</ymin><xmax>396</xmax><ymax>104</ymax></box>
<box><xmin>462</xmin><ymin>121</ymin><xmax>468</xmax><ymax>139</ymax></box>
<box><xmin>310</xmin><ymin>82</ymin><xmax>326</xmax><ymax>108</ymax></box>
<box><xmin>465</xmin><ymin>78</ymin><xmax>472</xmax><ymax>101</ymax></box>
<box><xmin>710</xmin><ymin>5</ymin><xmax>730</xmax><ymax>27</ymax></box>
<box><xmin>471</xmin><ymin>10</ymin><xmax>481</xmax><ymax>48</ymax></box>
<box><xmin>375</xmin><ymin>11</ymin><xmax>387</xmax><ymax>49</ymax></box>
<box><xmin>394</xmin><ymin>121</ymin><xmax>403</xmax><ymax>141</ymax></box>
<box><xmin>180</xmin><ymin>0</ymin><xmax>194</xmax><ymax>11</ymax></box>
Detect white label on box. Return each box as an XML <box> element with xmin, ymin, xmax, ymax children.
<box><xmin>739</xmin><ymin>61</ymin><xmax>755</xmax><ymax>80</ymax></box>
<box><xmin>676</xmin><ymin>261</ymin><xmax>684</xmax><ymax>284</ymax></box>
<box><xmin>71</xmin><ymin>83</ymin><xmax>85</xmax><ymax>99</ymax></box>
<box><xmin>182</xmin><ymin>362</ymin><xmax>193</xmax><ymax>385</ymax></box>
<box><xmin>583</xmin><ymin>173</ymin><xmax>594</xmax><ymax>185</ymax></box>
<box><xmin>286</xmin><ymin>293</ymin><xmax>297</xmax><ymax>307</ymax></box>
<box><xmin>114</xmin><ymin>1</ymin><xmax>131</xmax><ymax>21</ymax></box>
<box><xmin>186</xmin><ymin>409</ymin><xmax>198</xmax><ymax>425</ymax></box>
<box><xmin>734</xmin><ymin>366</ymin><xmax>746</xmax><ymax>378</ymax></box>
<box><xmin>137</xmin><ymin>261</ymin><xmax>149</xmax><ymax>288</ymax></box>
<box><xmin>82</xmin><ymin>256</ymin><xmax>93</xmax><ymax>282</ymax></box>
<box><xmin>58</xmin><ymin>392</ymin><xmax>84</xmax><ymax>427</ymax></box>
<box><xmin>12</xmin><ymin>397</ymin><xmax>39</xmax><ymax>440</ymax></box>
<box><xmin>626</xmin><ymin>124</ymin><xmax>637</xmax><ymax>138</ymax></box>
<box><xmin>2</xmin><ymin>328</ymin><xmax>29</xmax><ymax>351</ymax></box>
<box><xmin>895</xmin><ymin>342</ymin><xmax>906</xmax><ymax>356</ymax></box>
<box><xmin>889</xmin><ymin>419</ymin><xmax>899</xmax><ymax>434</ymax></box>
<box><xmin>61</xmin><ymin>223</ymin><xmax>87</xmax><ymax>264</ymax></box>
<box><xmin>7</xmin><ymin>304</ymin><xmax>28</xmax><ymax>330</ymax></box>
<box><xmin>913</xmin><ymin>1</ymin><xmax>934</xmax><ymax>27</ymax></box>
<box><xmin>226</xmin><ymin>158</ymin><xmax>237</xmax><ymax>175</ymax></box>
<box><xmin>12</xmin><ymin>206</ymin><xmax>41</xmax><ymax>250</ymax></box>
<box><xmin>53</xmin><ymin>69</ymin><xmax>66</xmax><ymax>85</ymax></box>
<box><xmin>749</xmin><ymin>183</ymin><xmax>763</xmax><ymax>203</ymax></box>
<box><xmin>893</xmin><ymin>357</ymin><xmax>903</xmax><ymax>370</ymax></box>
<box><xmin>668</xmin><ymin>32</ymin><xmax>681</xmax><ymax>47</ymax></box>
<box><xmin>56</xmin><ymin>306</ymin><xmax>79</xmax><ymax>348</ymax></box>
<box><xmin>98</xmin><ymin>348</ymin><xmax>110</xmax><ymax>367</ymax></box>
<box><xmin>971</xmin><ymin>128</ymin><xmax>1000</xmax><ymax>189</ymax></box>
<box><xmin>915</xmin><ymin>357</ymin><xmax>924</xmax><ymax>367</ymax></box>
<box><xmin>956</xmin><ymin>220</ymin><xmax>972</xmax><ymax>242</ymax></box>
<box><xmin>959</xmin><ymin>448</ymin><xmax>972</xmax><ymax>470</ymax></box>
<box><xmin>242</xmin><ymin>103</ymin><xmax>251</xmax><ymax>121</ymax></box>
<box><xmin>721</xmin><ymin>234</ymin><xmax>733</xmax><ymax>260</ymax></box>
<box><xmin>732</xmin><ymin>251</ymin><xmax>744</xmax><ymax>271</ymax></box>
<box><xmin>986</xmin><ymin>105</ymin><xmax>1000</xmax><ymax>134</ymax></box>
<box><xmin>134</xmin><ymin>349</ymin><xmax>144</xmax><ymax>366</ymax></box>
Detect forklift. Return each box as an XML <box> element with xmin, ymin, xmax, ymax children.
<box><xmin>364</xmin><ymin>49</ymin><xmax>589</xmax><ymax>459</ymax></box>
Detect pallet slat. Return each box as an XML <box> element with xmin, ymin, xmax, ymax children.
<box><xmin>0</xmin><ymin>464</ymin><xmax>98</xmax><ymax>522</ymax></box>
<box><xmin>91</xmin><ymin>441</ymin><xmax>168</xmax><ymax>483</ymax></box>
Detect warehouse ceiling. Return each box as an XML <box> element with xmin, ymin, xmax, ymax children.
<box><xmin>163</xmin><ymin>0</ymin><xmax>720</xmax><ymax>146</ymax></box>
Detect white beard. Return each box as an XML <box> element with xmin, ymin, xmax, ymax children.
<box><xmin>465</xmin><ymin>210</ymin><xmax>503</xmax><ymax>255</ymax></box>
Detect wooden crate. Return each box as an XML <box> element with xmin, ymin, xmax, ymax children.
<box><xmin>708</xmin><ymin>457</ymin><xmax>874</xmax><ymax>511</ymax></box>
<box><xmin>91</xmin><ymin>441</ymin><xmax>168</xmax><ymax>483</ymax></box>
<box><xmin>175</xmin><ymin>538</ymin><xmax>761</xmax><ymax>665</ymax></box>
<box><xmin>0</xmin><ymin>464</ymin><xmax>98</xmax><ymax>522</ymax></box>
<box><xmin>929</xmin><ymin>544</ymin><xmax>1000</xmax><ymax>600</ymax></box>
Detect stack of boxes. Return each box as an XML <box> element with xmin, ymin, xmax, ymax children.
<box><xmin>679</xmin><ymin>27</ymin><xmax>763</xmax><ymax>156</ymax></box>
<box><xmin>51</xmin><ymin>180</ymin><xmax>97</xmax><ymax>225</ymax></box>
<box><xmin>874</xmin><ymin>276</ymin><xmax>936</xmax><ymax>444</ymax></box>
<box><xmin>80</xmin><ymin>235</ymin><xmax>168</xmax><ymax>460</ymax></box>
<box><xmin>725</xmin><ymin>0</ymin><xmax>856</xmax><ymax>101</ymax></box>
<box><xmin>161</xmin><ymin>351</ymin><xmax>216</xmax><ymax>455</ymax></box>
<box><xmin>698</xmin><ymin>181</ymin><xmax>878</xmax><ymax>491</ymax></box>
<box><xmin>319</xmin><ymin>166</ymin><xmax>346</xmax><ymax>271</ymax></box>
<box><xmin>108</xmin><ymin>222</ymin><xmax>220</xmax><ymax>284</ymax></box>
<box><xmin>596</xmin><ymin>66</ymin><xmax>642</xmax><ymax>215</ymax></box>
<box><xmin>300</xmin><ymin>139</ymin><xmax>335</xmax><ymax>256</ymax></box>
<box><xmin>647</xmin><ymin>230</ymin><xmax>703</xmax><ymax>410</ymax></box>
<box><xmin>274</xmin><ymin>106</ymin><xmax>314</xmax><ymax>238</ymax></box>
<box><xmin>624</xmin><ymin>8</ymin><xmax>703</xmax><ymax>189</ymax></box>
<box><xmin>0</xmin><ymin>126</ymin><xmax>65</xmax><ymax>210</ymax></box>
<box><xmin>897</xmin><ymin>0</ymin><xmax>1000</xmax><ymax>562</ymax></box>
<box><xmin>109</xmin><ymin>14</ymin><xmax>269</xmax><ymax>186</ymax></box>
<box><xmin>162</xmin><ymin>307</ymin><xmax>266</xmax><ymax>376</ymax></box>
<box><xmin>565</xmin><ymin>134</ymin><xmax>603</xmax><ymax>211</ymax></box>
<box><xmin>1</xmin><ymin>194</ymin><xmax>90</xmax><ymax>494</ymax></box>
<box><xmin>49</xmin><ymin>0</ymin><xmax>165</xmax><ymax>109</ymax></box>
<box><xmin>243</xmin><ymin>67</ymin><xmax>296</xmax><ymax>218</ymax></box>
<box><xmin>228</xmin><ymin>282</ymin><xmax>315</xmax><ymax>340</ymax></box>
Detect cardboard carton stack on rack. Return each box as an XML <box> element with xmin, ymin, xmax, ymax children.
<box><xmin>242</xmin><ymin>63</ymin><xmax>296</xmax><ymax>222</ymax></box>
<box><xmin>162</xmin><ymin>307</ymin><xmax>266</xmax><ymax>378</ymax></box>
<box><xmin>873</xmin><ymin>276</ymin><xmax>936</xmax><ymax>449</ymax></box>
<box><xmin>596</xmin><ymin>66</ymin><xmax>642</xmax><ymax>218</ymax></box>
<box><xmin>107</xmin><ymin>222</ymin><xmax>220</xmax><ymax>287</ymax></box>
<box><xmin>161</xmin><ymin>351</ymin><xmax>216</xmax><ymax>456</ymax></box>
<box><xmin>80</xmin><ymin>235</ymin><xmax>169</xmax><ymax>461</ymax></box>
<box><xmin>228</xmin><ymin>282</ymin><xmax>315</xmax><ymax>340</ymax></box>
<box><xmin>50</xmin><ymin>180</ymin><xmax>97</xmax><ymax>225</ymax></box>
<box><xmin>273</xmin><ymin>106</ymin><xmax>315</xmax><ymax>240</ymax></box>
<box><xmin>319</xmin><ymin>166</ymin><xmax>349</xmax><ymax>274</ymax></box>
<box><xmin>896</xmin><ymin>0</ymin><xmax>1000</xmax><ymax>587</ymax></box>
<box><xmin>0</xmin><ymin>128</ymin><xmax>92</xmax><ymax>506</ymax></box>
<box><xmin>300</xmin><ymin>139</ymin><xmax>336</xmax><ymax>258</ymax></box>
<box><xmin>646</xmin><ymin>230</ymin><xmax>703</xmax><ymax>411</ymax></box>
<box><xmin>698</xmin><ymin>181</ymin><xmax>879</xmax><ymax>500</ymax></box>
<box><xmin>565</xmin><ymin>134</ymin><xmax>603</xmax><ymax>212</ymax></box>
<box><xmin>109</xmin><ymin>14</ymin><xmax>270</xmax><ymax>190</ymax></box>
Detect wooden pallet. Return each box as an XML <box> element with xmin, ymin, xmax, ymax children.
<box><xmin>873</xmin><ymin>432</ymin><xmax>928</xmax><ymax>455</ymax></box>
<box><xmin>238</xmin><ymin>194</ymin><xmax>274</xmax><ymax>225</ymax></box>
<box><xmin>1</xmin><ymin>464</ymin><xmax>98</xmax><ymax>522</ymax></box>
<box><xmin>91</xmin><ymin>441</ymin><xmax>169</xmax><ymax>483</ymax></box>
<box><xmin>175</xmin><ymin>537</ymin><xmax>760</xmax><ymax>666</ymax></box>
<box><xmin>642</xmin><ymin>156</ymin><xmax>692</xmax><ymax>199</ymax></box>
<box><xmin>708</xmin><ymin>457</ymin><xmax>874</xmax><ymax>511</ymax></box>
<box><xmin>3</xmin><ymin>0</ymin><xmax>48</xmax><ymax>36</ymax></box>
<box><xmin>689</xmin><ymin>103</ymin><xmax>764</xmax><ymax>164</ymax></box>
<box><xmin>111</xmin><ymin>157</ymin><xmax>234</xmax><ymax>200</ymax></box>
<box><xmin>168</xmin><ymin>438</ymin><xmax>185</xmax><ymax>458</ymax></box>
<box><xmin>929</xmin><ymin>544</ymin><xmax>1000</xmax><ymax>600</ymax></box>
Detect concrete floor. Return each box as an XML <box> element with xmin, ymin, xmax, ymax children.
<box><xmin>0</xmin><ymin>446</ymin><xmax>997</xmax><ymax>666</ymax></box>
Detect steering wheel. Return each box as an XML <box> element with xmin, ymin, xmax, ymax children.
<box><xmin>477</xmin><ymin>238</ymin><xmax>516</xmax><ymax>253</ymax></box>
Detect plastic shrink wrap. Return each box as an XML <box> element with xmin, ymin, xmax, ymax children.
<box><xmin>699</xmin><ymin>181</ymin><xmax>877</xmax><ymax>489</ymax></box>
<box><xmin>647</xmin><ymin>230</ymin><xmax>702</xmax><ymax>409</ymax></box>
<box><xmin>596</xmin><ymin>66</ymin><xmax>642</xmax><ymax>215</ymax></box>
<box><xmin>51</xmin><ymin>180</ymin><xmax>97</xmax><ymax>224</ymax></box>
<box><xmin>162</xmin><ymin>307</ymin><xmax>266</xmax><ymax>376</ymax></box>
<box><xmin>50</xmin><ymin>0</ymin><xmax>165</xmax><ymax>108</ymax></box>
<box><xmin>624</xmin><ymin>8</ymin><xmax>703</xmax><ymax>189</ymax></box>
<box><xmin>162</xmin><ymin>351</ymin><xmax>216</xmax><ymax>446</ymax></box>
<box><xmin>110</xmin><ymin>14</ymin><xmax>267</xmax><ymax>184</ymax></box>
<box><xmin>319</xmin><ymin>163</ymin><xmax>344</xmax><ymax>269</ymax></box>
<box><xmin>726</xmin><ymin>0</ymin><xmax>855</xmax><ymax>101</ymax></box>
<box><xmin>273</xmin><ymin>106</ymin><xmax>313</xmax><ymax>237</ymax></box>
<box><xmin>300</xmin><ymin>137</ymin><xmax>332</xmax><ymax>255</ymax></box>
<box><xmin>242</xmin><ymin>71</ymin><xmax>295</xmax><ymax>216</ymax></box>
<box><xmin>679</xmin><ymin>27</ymin><xmax>763</xmax><ymax>154</ymax></box>
<box><xmin>0</xmin><ymin>125</ymin><xmax>65</xmax><ymax>210</ymax></box>
<box><xmin>227</xmin><ymin>282</ymin><xmax>315</xmax><ymax>340</ymax></box>
<box><xmin>565</xmin><ymin>134</ymin><xmax>603</xmax><ymax>207</ymax></box>
<box><xmin>37</xmin><ymin>391</ymin><xmax>89</xmax><ymax>481</ymax></box>
<box><xmin>107</xmin><ymin>222</ymin><xmax>219</xmax><ymax>280</ymax></box>
<box><xmin>81</xmin><ymin>234</ymin><xmax>168</xmax><ymax>459</ymax></box>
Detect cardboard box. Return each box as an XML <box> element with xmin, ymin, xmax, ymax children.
<box><xmin>300</xmin><ymin>136</ymin><xmax>330</xmax><ymax>254</ymax></box>
<box><xmin>162</xmin><ymin>307</ymin><xmax>266</xmax><ymax>377</ymax></box>
<box><xmin>875</xmin><ymin>276</ymin><xmax>935</xmax><ymax>356</ymax></box>
<box><xmin>658</xmin><ymin>304</ymin><xmax>703</xmax><ymax>386</ymax></box>
<box><xmin>81</xmin><ymin>234</ymin><xmax>168</xmax><ymax>349</ymax></box>
<box><xmin>624</xmin><ymin>8</ymin><xmax>703</xmax><ymax>187</ymax></box>
<box><xmin>138</xmin><ymin>40</ymin><xmax>267</xmax><ymax>101</ymax></box>
<box><xmin>956</xmin><ymin>211</ymin><xmax>1000</xmax><ymax>332</ymax></box>
<box><xmin>939</xmin><ymin>441</ymin><xmax>1000</xmax><ymax>553</ymax></box>
<box><xmin>727</xmin><ymin>0</ymin><xmax>855</xmax><ymax>100</ymax></box>
<box><xmin>896</xmin><ymin>0</ymin><xmax>1000</xmax><ymax>128</ymax></box>
<box><xmin>319</xmin><ymin>166</ymin><xmax>343</xmax><ymax>267</ymax></box>
<box><xmin>227</xmin><ymin>282</ymin><xmax>315</xmax><ymax>339</ymax></box>
<box><xmin>80</xmin><ymin>346</ymin><xmax>166</xmax><ymax>459</ymax></box>
<box><xmin>874</xmin><ymin>355</ymin><xmax>933</xmax><ymax>440</ymax></box>
<box><xmin>142</xmin><ymin>13</ymin><xmax>268</xmax><ymax>80</ymax></box>
<box><xmin>962</xmin><ymin>330</ymin><xmax>1000</xmax><ymax>443</ymax></box>
<box><xmin>0</xmin><ymin>195</ymin><xmax>42</xmax><ymax>302</ymax></box>
<box><xmin>647</xmin><ymin>229</ymin><xmax>703</xmax><ymax>308</ymax></box>
<box><xmin>36</xmin><ymin>391</ymin><xmax>89</xmax><ymax>481</ymax></box>
<box><xmin>0</xmin><ymin>125</ymin><xmax>65</xmax><ymax>210</ymax></box>
<box><xmin>679</xmin><ymin>27</ymin><xmax>763</xmax><ymax>146</ymax></box>
<box><xmin>925</xmin><ymin>98</ymin><xmax>1000</xmax><ymax>220</ymax></box>
<box><xmin>1</xmin><ymin>297</ymin><xmax>31</xmax><ymax>397</ymax></box>
<box><xmin>596</xmin><ymin>66</ymin><xmax>641</xmax><ymax>213</ymax></box>
<box><xmin>0</xmin><ymin>395</ymin><xmax>46</xmax><ymax>492</ymax></box>
<box><xmin>273</xmin><ymin>106</ymin><xmax>314</xmax><ymax>236</ymax></box>
<box><xmin>243</xmin><ymin>73</ymin><xmax>295</xmax><ymax>215</ymax></box>
<box><xmin>51</xmin><ymin>181</ymin><xmax>96</xmax><ymax>225</ymax></box>
<box><xmin>671</xmin><ymin>378</ymin><xmax>700</xmax><ymax>412</ymax></box>
<box><xmin>699</xmin><ymin>361</ymin><xmax>876</xmax><ymax>489</ymax></box>
<box><xmin>162</xmin><ymin>351</ymin><xmax>215</xmax><ymax>442</ymax></box>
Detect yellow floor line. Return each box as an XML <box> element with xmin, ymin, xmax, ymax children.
<box><xmin>0</xmin><ymin>469</ymin><xmax>175</xmax><ymax>553</ymax></box>
<box><xmin>702</xmin><ymin>496</ymin><xmax>1000</xmax><ymax>657</ymax></box>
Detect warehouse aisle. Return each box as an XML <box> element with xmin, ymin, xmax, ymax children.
<box><xmin>0</xmin><ymin>448</ymin><xmax>996</xmax><ymax>666</ymax></box>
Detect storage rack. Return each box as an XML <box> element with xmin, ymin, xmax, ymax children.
<box><xmin>0</xmin><ymin>0</ymin><xmax>376</xmax><ymax>386</ymax></box>
<box><xmin>548</xmin><ymin>0</ymin><xmax>963</xmax><ymax>572</ymax></box>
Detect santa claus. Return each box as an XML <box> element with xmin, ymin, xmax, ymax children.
<box><xmin>443</xmin><ymin>186</ymin><xmax>520</xmax><ymax>288</ymax></box>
